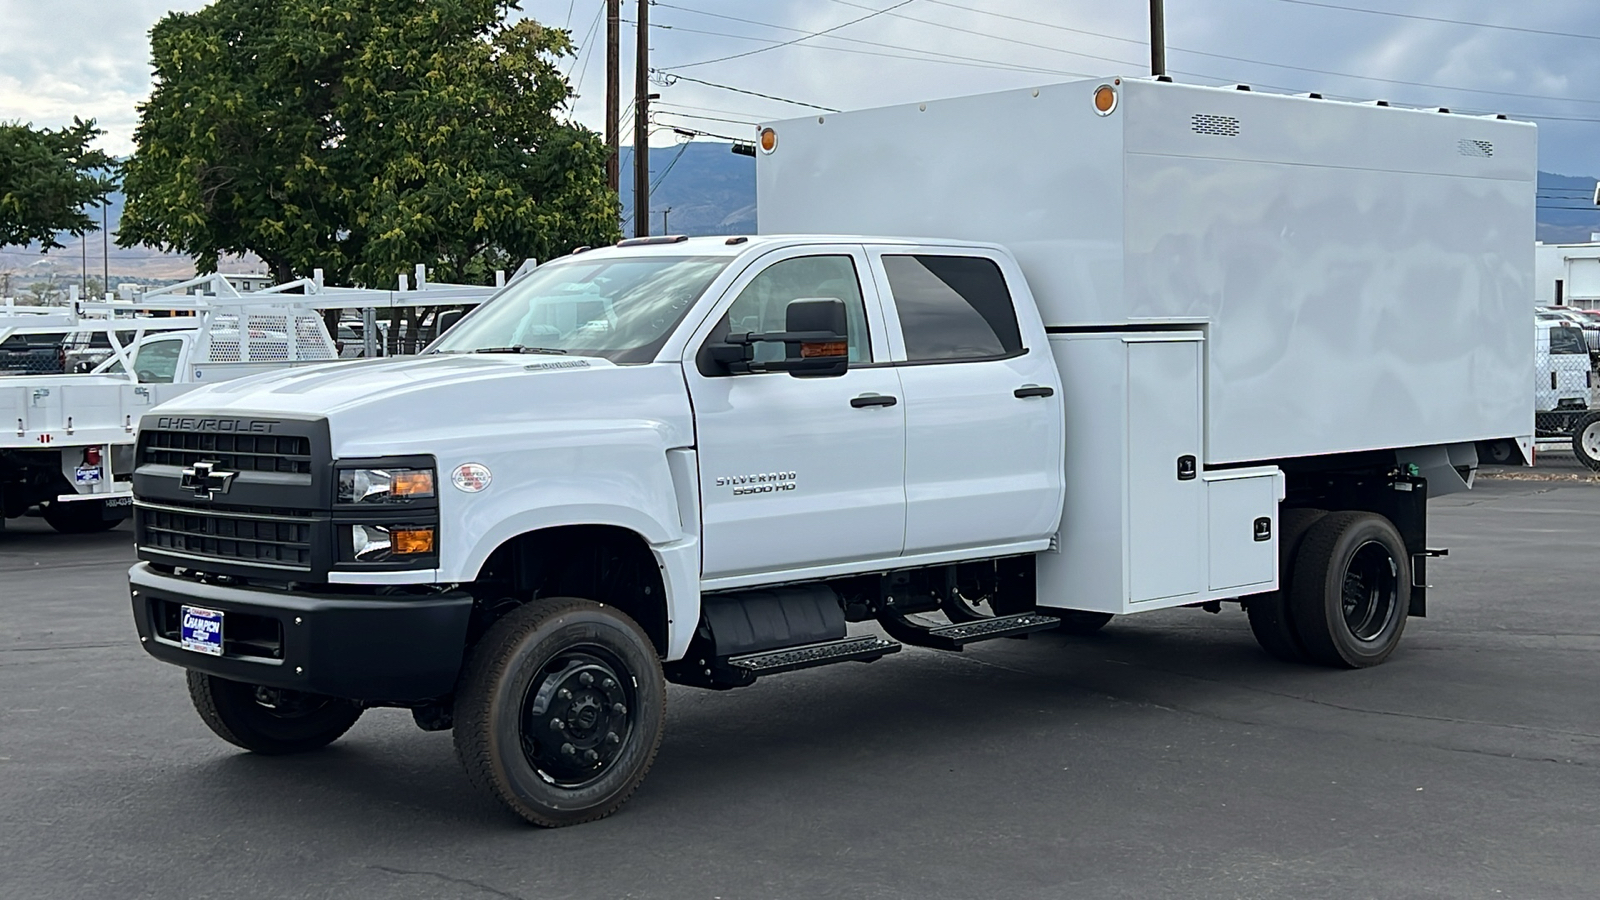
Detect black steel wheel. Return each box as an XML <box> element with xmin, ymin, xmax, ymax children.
<box><xmin>186</xmin><ymin>671</ymin><xmax>364</xmax><ymax>755</ymax></box>
<box><xmin>1244</xmin><ymin>508</ymin><xmax>1327</xmax><ymax>663</ymax></box>
<box><xmin>453</xmin><ymin>596</ymin><xmax>665</xmax><ymax>827</ymax></box>
<box><xmin>1289</xmin><ymin>511</ymin><xmax>1410</xmax><ymax>668</ymax></box>
<box><xmin>1574</xmin><ymin>412</ymin><xmax>1600</xmax><ymax>472</ymax></box>
<box><xmin>41</xmin><ymin>500</ymin><xmax>120</xmax><ymax>534</ymax></box>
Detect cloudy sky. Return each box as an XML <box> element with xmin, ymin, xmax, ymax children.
<box><xmin>3</xmin><ymin>0</ymin><xmax>1599</xmax><ymax>179</ymax></box>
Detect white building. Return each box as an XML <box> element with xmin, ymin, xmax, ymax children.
<box><xmin>1536</xmin><ymin>237</ymin><xmax>1600</xmax><ymax>309</ymax></box>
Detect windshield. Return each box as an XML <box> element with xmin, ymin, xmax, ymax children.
<box><xmin>428</xmin><ymin>255</ymin><xmax>730</xmax><ymax>364</ymax></box>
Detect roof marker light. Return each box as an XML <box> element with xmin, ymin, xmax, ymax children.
<box><xmin>759</xmin><ymin>127</ymin><xmax>778</xmax><ymax>153</ymax></box>
<box><xmin>1093</xmin><ymin>84</ymin><xmax>1118</xmax><ymax>116</ymax></box>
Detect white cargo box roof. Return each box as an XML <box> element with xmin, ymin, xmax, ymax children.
<box><xmin>756</xmin><ymin>76</ymin><xmax>1535</xmax><ymax>465</ymax></box>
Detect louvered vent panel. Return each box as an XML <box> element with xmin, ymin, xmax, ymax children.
<box><xmin>1457</xmin><ymin>139</ymin><xmax>1494</xmax><ymax>158</ymax></box>
<box><xmin>1191</xmin><ymin>114</ymin><xmax>1241</xmax><ymax>136</ymax></box>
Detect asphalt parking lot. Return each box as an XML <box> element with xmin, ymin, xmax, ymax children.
<box><xmin>3</xmin><ymin>462</ymin><xmax>1598</xmax><ymax>900</ymax></box>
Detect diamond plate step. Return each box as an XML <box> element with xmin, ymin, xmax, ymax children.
<box><xmin>727</xmin><ymin>636</ymin><xmax>902</xmax><ymax>678</ymax></box>
<box><xmin>882</xmin><ymin>612</ymin><xmax>1060</xmax><ymax>650</ymax></box>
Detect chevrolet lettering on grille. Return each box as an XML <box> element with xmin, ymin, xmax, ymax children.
<box><xmin>179</xmin><ymin>460</ymin><xmax>238</xmax><ymax>500</ymax></box>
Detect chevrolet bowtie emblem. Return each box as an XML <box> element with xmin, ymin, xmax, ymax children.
<box><xmin>180</xmin><ymin>460</ymin><xmax>237</xmax><ymax>500</ymax></box>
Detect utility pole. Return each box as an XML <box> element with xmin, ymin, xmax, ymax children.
<box><xmin>660</xmin><ymin>207</ymin><xmax>672</xmax><ymax>234</ymax></box>
<box><xmin>1150</xmin><ymin>0</ymin><xmax>1166</xmax><ymax>77</ymax></box>
<box><xmin>605</xmin><ymin>0</ymin><xmax>620</xmax><ymax>193</ymax></box>
<box><xmin>632</xmin><ymin>0</ymin><xmax>650</xmax><ymax>237</ymax></box>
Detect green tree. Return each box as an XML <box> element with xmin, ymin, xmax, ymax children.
<box><xmin>119</xmin><ymin>0</ymin><xmax>617</xmax><ymax>286</ymax></box>
<box><xmin>0</xmin><ymin>119</ymin><xmax>117</xmax><ymax>250</ymax></box>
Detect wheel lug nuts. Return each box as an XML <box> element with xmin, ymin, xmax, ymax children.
<box><xmin>611</xmin><ymin>703</ymin><xmax>626</xmax><ymax>715</ymax></box>
<box><xmin>579</xmin><ymin>672</ymin><xmax>594</xmax><ymax>686</ymax></box>
<box><xmin>561</xmin><ymin>742</ymin><xmax>576</xmax><ymax>756</ymax></box>
<box><xmin>557</xmin><ymin>688</ymin><xmax>572</xmax><ymax>700</ymax></box>
<box><xmin>583</xmin><ymin>749</ymin><xmax>599</xmax><ymax>762</ymax></box>
<box><xmin>550</xmin><ymin>718</ymin><xmax>564</xmax><ymax>731</ymax></box>
<box><xmin>602</xmin><ymin>677</ymin><xmax>615</xmax><ymax>690</ymax></box>
<box><xmin>605</xmin><ymin>731</ymin><xmax>620</xmax><ymax>745</ymax></box>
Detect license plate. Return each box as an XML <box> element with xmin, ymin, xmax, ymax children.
<box><xmin>74</xmin><ymin>465</ymin><xmax>102</xmax><ymax>484</ymax></box>
<box><xmin>180</xmin><ymin>606</ymin><xmax>224</xmax><ymax>656</ymax></box>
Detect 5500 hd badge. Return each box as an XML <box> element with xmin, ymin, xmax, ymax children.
<box><xmin>715</xmin><ymin>471</ymin><xmax>798</xmax><ymax>496</ymax></box>
<box><xmin>153</xmin><ymin>417</ymin><xmax>281</xmax><ymax>433</ymax></box>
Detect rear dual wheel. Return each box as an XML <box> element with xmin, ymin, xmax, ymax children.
<box><xmin>1248</xmin><ymin>510</ymin><xmax>1410</xmax><ymax>668</ymax></box>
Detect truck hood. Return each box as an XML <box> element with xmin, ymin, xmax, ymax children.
<box><xmin>147</xmin><ymin>353</ymin><xmax>695</xmax><ymax>456</ymax></box>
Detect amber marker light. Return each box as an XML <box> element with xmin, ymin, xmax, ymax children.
<box><xmin>1093</xmin><ymin>84</ymin><xmax>1118</xmax><ymax>116</ymax></box>
<box><xmin>391</xmin><ymin>470</ymin><xmax>436</xmax><ymax>498</ymax></box>
<box><xmin>392</xmin><ymin>527</ymin><xmax>436</xmax><ymax>555</ymax></box>
<box><xmin>759</xmin><ymin>127</ymin><xmax>778</xmax><ymax>153</ymax></box>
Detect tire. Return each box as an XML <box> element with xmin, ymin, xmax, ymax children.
<box><xmin>1575</xmin><ymin>412</ymin><xmax>1600</xmax><ymax>472</ymax></box>
<box><xmin>453</xmin><ymin>597</ymin><xmax>666</xmax><ymax>827</ymax></box>
<box><xmin>1244</xmin><ymin>508</ymin><xmax>1328</xmax><ymax>663</ymax></box>
<box><xmin>1054</xmin><ymin>610</ymin><xmax>1113</xmax><ymax>635</ymax></box>
<box><xmin>186</xmin><ymin>671</ymin><xmax>364</xmax><ymax>755</ymax></box>
<box><xmin>41</xmin><ymin>501</ymin><xmax>120</xmax><ymax>534</ymax></box>
<box><xmin>1289</xmin><ymin>511</ymin><xmax>1411</xmax><ymax>668</ymax></box>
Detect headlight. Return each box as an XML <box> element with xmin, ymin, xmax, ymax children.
<box><xmin>350</xmin><ymin>524</ymin><xmax>436</xmax><ymax>562</ymax></box>
<box><xmin>338</xmin><ymin>466</ymin><xmax>436</xmax><ymax>504</ymax></box>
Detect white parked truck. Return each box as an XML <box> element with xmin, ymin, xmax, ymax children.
<box><xmin>126</xmin><ymin>77</ymin><xmax>1534</xmax><ymax>827</ymax></box>
<box><xmin>1</xmin><ymin>269</ymin><xmax>503</xmax><ymax>532</ymax></box>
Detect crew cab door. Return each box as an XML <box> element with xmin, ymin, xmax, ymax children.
<box><xmin>868</xmin><ymin>249</ymin><xmax>1063</xmax><ymax>555</ymax></box>
<box><xmin>685</xmin><ymin>246</ymin><xmax>905</xmax><ymax>582</ymax></box>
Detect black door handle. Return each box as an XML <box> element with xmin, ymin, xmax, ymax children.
<box><xmin>851</xmin><ymin>394</ymin><xmax>898</xmax><ymax>408</ymax></box>
<box><xmin>1014</xmin><ymin>385</ymin><xmax>1054</xmax><ymax>399</ymax></box>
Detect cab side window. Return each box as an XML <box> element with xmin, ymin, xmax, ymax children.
<box><xmin>883</xmin><ymin>255</ymin><xmax>1023</xmax><ymax>362</ymax></box>
<box><xmin>709</xmin><ymin>255</ymin><xmax>872</xmax><ymax>368</ymax></box>
<box><xmin>132</xmin><ymin>339</ymin><xmax>183</xmax><ymax>384</ymax></box>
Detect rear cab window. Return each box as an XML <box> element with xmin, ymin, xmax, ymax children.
<box><xmin>1550</xmin><ymin>326</ymin><xmax>1588</xmax><ymax>356</ymax></box>
<box><xmin>880</xmin><ymin>255</ymin><xmax>1023</xmax><ymax>362</ymax></box>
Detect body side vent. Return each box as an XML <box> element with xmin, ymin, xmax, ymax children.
<box><xmin>1458</xmin><ymin>139</ymin><xmax>1494</xmax><ymax>158</ymax></box>
<box><xmin>1192</xmin><ymin>114</ymin><xmax>1241</xmax><ymax>137</ymax></box>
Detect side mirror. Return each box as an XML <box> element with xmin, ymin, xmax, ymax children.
<box><xmin>436</xmin><ymin>308</ymin><xmax>466</xmax><ymax>336</ymax></box>
<box><xmin>710</xmin><ymin>297</ymin><xmax>850</xmax><ymax>377</ymax></box>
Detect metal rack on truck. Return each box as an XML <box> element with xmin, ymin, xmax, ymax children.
<box><xmin>2</xmin><ymin>266</ymin><xmax>510</xmax><ymax>531</ymax></box>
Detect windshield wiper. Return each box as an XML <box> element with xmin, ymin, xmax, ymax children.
<box><xmin>472</xmin><ymin>345</ymin><xmax>568</xmax><ymax>355</ymax></box>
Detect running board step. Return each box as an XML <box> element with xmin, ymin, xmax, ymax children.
<box><xmin>881</xmin><ymin>612</ymin><xmax>1060</xmax><ymax>651</ymax></box>
<box><xmin>727</xmin><ymin>636</ymin><xmax>902</xmax><ymax>681</ymax></box>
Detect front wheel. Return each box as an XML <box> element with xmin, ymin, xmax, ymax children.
<box><xmin>1289</xmin><ymin>511</ymin><xmax>1410</xmax><ymax>668</ymax></box>
<box><xmin>186</xmin><ymin>672</ymin><xmax>364</xmax><ymax>754</ymax></box>
<box><xmin>1574</xmin><ymin>412</ymin><xmax>1600</xmax><ymax>472</ymax></box>
<box><xmin>453</xmin><ymin>597</ymin><xmax>666</xmax><ymax>827</ymax></box>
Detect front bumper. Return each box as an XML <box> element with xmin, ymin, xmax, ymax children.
<box><xmin>129</xmin><ymin>562</ymin><xmax>472</xmax><ymax>702</ymax></box>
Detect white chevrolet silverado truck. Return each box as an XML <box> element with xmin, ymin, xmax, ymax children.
<box><xmin>127</xmin><ymin>77</ymin><xmax>1534</xmax><ymax>826</ymax></box>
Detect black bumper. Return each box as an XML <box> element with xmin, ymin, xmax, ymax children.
<box><xmin>129</xmin><ymin>563</ymin><xmax>472</xmax><ymax>702</ymax></box>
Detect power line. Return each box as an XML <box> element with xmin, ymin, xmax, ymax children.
<box><xmin>656</xmin><ymin>107</ymin><xmax>760</xmax><ymax>127</ymax></box>
<box><xmin>649</xmin><ymin>141</ymin><xmax>691</xmax><ymax>196</ymax></box>
<box><xmin>652</xmin><ymin>73</ymin><xmax>840</xmax><ymax>112</ymax></box>
<box><xmin>567</xmin><ymin>1</ymin><xmax>606</xmax><ymax>85</ymax></box>
<box><xmin>916</xmin><ymin>0</ymin><xmax>1600</xmax><ymax>111</ymax></box>
<box><xmin>1262</xmin><ymin>0</ymin><xmax>1600</xmax><ymax>42</ymax></box>
<box><xmin>666</xmin><ymin>0</ymin><xmax>918</xmax><ymax>69</ymax></box>
<box><xmin>643</xmin><ymin>17</ymin><xmax>1088</xmax><ymax>78</ymax></box>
